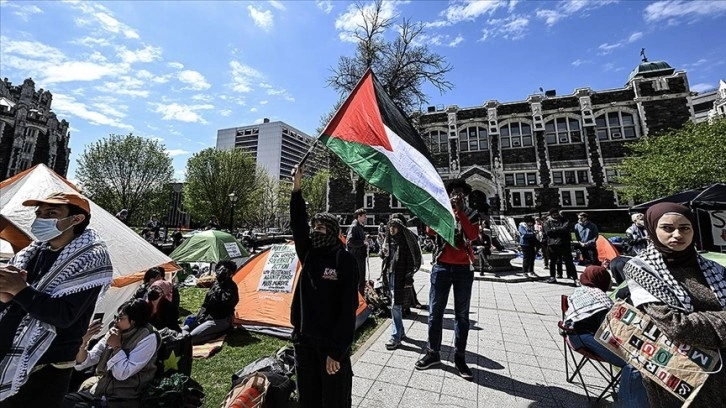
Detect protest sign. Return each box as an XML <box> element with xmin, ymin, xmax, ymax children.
<box><xmin>257</xmin><ymin>244</ymin><xmax>298</xmax><ymax>293</ymax></box>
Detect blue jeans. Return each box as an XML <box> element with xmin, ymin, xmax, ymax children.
<box><xmin>427</xmin><ymin>263</ymin><xmax>474</xmax><ymax>354</ymax></box>
<box><xmin>389</xmin><ymin>272</ymin><xmax>405</xmax><ymax>342</ymax></box>
<box><xmin>568</xmin><ymin>333</ymin><xmax>649</xmax><ymax>408</ymax></box>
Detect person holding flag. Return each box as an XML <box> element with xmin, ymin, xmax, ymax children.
<box><xmin>415</xmin><ymin>179</ymin><xmax>480</xmax><ymax>380</ymax></box>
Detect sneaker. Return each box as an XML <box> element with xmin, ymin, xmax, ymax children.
<box><xmin>573</xmin><ymin>280</ymin><xmax>581</xmax><ymax>287</ymax></box>
<box><xmin>454</xmin><ymin>353</ymin><xmax>474</xmax><ymax>381</ymax></box>
<box><xmin>546</xmin><ymin>277</ymin><xmax>557</xmax><ymax>284</ymax></box>
<box><xmin>557</xmin><ymin>274</ymin><xmax>563</xmax><ymax>279</ymax></box>
<box><xmin>385</xmin><ymin>339</ymin><xmax>400</xmax><ymax>350</ymax></box>
<box><xmin>415</xmin><ymin>350</ymin><xmax>440</xmax><ymax>370</ymax></box>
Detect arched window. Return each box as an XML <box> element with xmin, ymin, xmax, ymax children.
<box><xmin>544</xmin><ymin>117</ymin><xmax>582</xmax><ymax>145</ymax></box>
<box><xmin>424</xmin><ymin>129</ymin><xmax>448</xmax><ymax>153</ymax></box>
<box><xmin>499</xmin><ymin>122</ymin><xmax>533</xmax><ymax>148</ymax></box>
<box><xmin>458</xmin><ymin>126</ymin><xmax>488</xmax><ymax>152</ymax></box>
<box><xmin>595</xmin><ymin>111</ymin><xmax>637</xmax><ymax>141</ymax></box>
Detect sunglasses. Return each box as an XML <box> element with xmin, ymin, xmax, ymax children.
<box><xmin>113</xmin><ymin>314</ymin><xmax>128</xmax><ymax>321</ymax></box>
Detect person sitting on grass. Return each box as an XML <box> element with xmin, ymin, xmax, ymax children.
<box><xmin>64</xmin><ymin>299</ymin><xmax>160</xmax><ymax>408</ymax></box>
<box><xmin>182</xmin><ymin>260</ymin><xmax>239</xmax><ymax>345</ymax></box>
<box><xmin>563</xmin><ymin>266</ymin><xmax>649</xmax><ymax>408</ymax></box>
<box><xmin>381</xmin><ymin>213</ymin><xmax>422</xmax><ymax>350</ymax></box>
<box><xmin>133</xmin><ymin>266</ymin><xmax>180</xmax><ymax>311</ymax></box>
<box><xmin>147</xmin><ymin>280</ymin><xmax>180</xmax><ymax>332</ymax></box>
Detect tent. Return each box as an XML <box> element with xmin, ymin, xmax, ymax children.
<box><xmin>233</xmin><ymin>243</ymin><xmax>370</xmax><ymax>339</ymax></box>
<box><xmin>630</xmin><ymin>183</ymin><xmax>726</xmax><ymax>251</ymax></box>
<box><xmin>596</xmin><ymin>235</ymin><xmax>620</xmax><ymax>264</ymax></box>
<box><xmin>169</xmin><ymin>230</ymin><xmax>249</xmax><ymax>263</ymax></box>
<box><xmin>0</xmin><ymin>164</ymin><xmax>178</xmax><ymax>330</ymax></box>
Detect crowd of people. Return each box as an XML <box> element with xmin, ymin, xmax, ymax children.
<box><xmin>0</xmin><ymin>192</ymin><xmax>239</xmax><ymax>407</ymax></box>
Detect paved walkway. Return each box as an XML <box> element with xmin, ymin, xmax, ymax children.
<box><xmin>351</xmin><ymin>256</ymin><xmax>614</xmax><ymax>408</ymax></box>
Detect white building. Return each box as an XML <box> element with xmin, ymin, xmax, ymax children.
<box><xmin>216</xmin><ymin>118</ymin><xmax>323</xmax><ymax>180</ymax></box>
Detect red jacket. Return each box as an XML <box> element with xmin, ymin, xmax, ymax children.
<box><xmin>427</xmin><ymin>207</ymin><xmax>480</xmax><ymax>265</ymax></box>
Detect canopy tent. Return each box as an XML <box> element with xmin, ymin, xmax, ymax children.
<box><xmin>169</xmin><ymin>230</ymin><xmax>249</xmax><ymax>263</ymax></box>
<box><xmin>630</xmin><ymin>183</ymin><xmax>726</xmax><ymax>251</ymax></box>
<box><xmin>233</xmin><ymin>243</ymin><xmax>370</xmax><ymax>339</ymax></box>
<box><xmin>0</xmin><ymin>164</ymin><xmax>179</xmax><ymax>329</ymax></box>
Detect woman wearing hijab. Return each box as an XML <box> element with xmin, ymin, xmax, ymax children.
<box><xmin>381</xmin><ymin>214</ymin><xmax>422</xmax><ymax>350</ymax></box>
<box><xmin>147</xmin><ymin>280</ymin><xmax>180</xmax><ymax>332</ymax></box>
<box><xmin>564</xmin><ymin>265</ymin><xmax>649</xmax><ymax>407</ymax></box>
<box><xmin>624</xmin><ymin>203</ymin><xmax>726</xmax><ymax>407</ymax></box>
<box><xmin>181</xmin><ymin>260</ymin><xmax>239</xmax><ymax>345</ymax></box>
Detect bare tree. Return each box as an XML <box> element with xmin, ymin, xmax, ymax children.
<box><xmin>327</xmin><ymin>0</ymin><xmax>453</xmax><ymax>113</ymax></box>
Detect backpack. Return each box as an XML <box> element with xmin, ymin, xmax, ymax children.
<box><xmin>155</xmin><ymin>328</ymin><xmax>193</xmax><ymax>378</ymax></box>
<box><xmin>141</xmin><ymin>373</ymin><xmax>204</xmax><ymax>408</ymax></box>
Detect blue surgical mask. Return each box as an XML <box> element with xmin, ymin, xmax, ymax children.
<box><xmin>30</xmin><ymin>216</ymin><xmax>74</xmax><ymax>242</ymax></box>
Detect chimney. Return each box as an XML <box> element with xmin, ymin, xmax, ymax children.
<box><xmin>263</xmin><ymin>118</ymin><xmax>270</xmax><ymax>123</ymax></box>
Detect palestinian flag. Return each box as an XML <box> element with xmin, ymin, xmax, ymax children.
<box><xmin>320</xmin><ymin>69</ymin><xmax>456</xmax><ymax>245</ymax></box>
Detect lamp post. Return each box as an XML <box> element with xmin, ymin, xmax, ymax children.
<box><xmin>228</xmin><ymin>192</ymin><xmax>238</xmax><ymax>234</ymax></box>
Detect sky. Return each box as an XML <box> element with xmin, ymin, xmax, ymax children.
<box><xmin>1</xmin><ymin>0</ymin><xmax>724</xmax><ymax>181</ymax></box>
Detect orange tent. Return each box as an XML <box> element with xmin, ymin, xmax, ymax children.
<box><xmin>597</xmin><ymin>235</ymin><xmax>620</xmax><ymax>264</ymax></box>
<box><xmin>233</xmin><ymin>243</ymin><xmax>370</xmax><ymax>339</ymax></box>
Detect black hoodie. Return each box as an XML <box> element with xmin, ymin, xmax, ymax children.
<box><xmin>289</xmin><ymin>191</ymin><xmax>359</xmax><ymax>361</ymax></box>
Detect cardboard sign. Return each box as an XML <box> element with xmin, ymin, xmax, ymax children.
<box><xmin>224</xmin><ymin>242</ymin><xmax>243</xmax><ymax>258</ymax></box>
<box><xmin>596</xmin><ymin>301</ymin><xmax>721</xmax><ymax>407</ymax></box>
<box><xmin>257</xmin><ymin>244</ymin><xmax>298</xmax><ymax>293</ymax></box>
<box><xmin>710</xmin><ymin>210</ymin><xmax>726</xmax><ymax>246</ymax></box>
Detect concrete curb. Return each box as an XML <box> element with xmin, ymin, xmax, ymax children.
<box><xmin>351</xmin><ymin>315</ymin><xmax>391</xmax><ymax>365</ymax></box>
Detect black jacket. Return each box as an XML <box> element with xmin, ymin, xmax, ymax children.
<box><xmin>198</xmin><ymin>279</ymin><xmax>238</xmax><ymax>321</ymax></box>
<box><xmin>290</xmin><ymin>191</ymin><xmax>359</xmax><ymax>361</ymax></box>
<box><xmin>543</xmin><ymin>216</ymin><xmax>572</xmax><ymax>247</ymax></box>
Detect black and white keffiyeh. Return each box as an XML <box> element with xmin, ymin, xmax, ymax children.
<box><xmin>564</xmin><ymin>286</ymin><xmax>614</xmax><ymax>326</ymax></box>
<box><xmin>624</xmin><ymin>243</ymin><xmax>726</xmax><ymax>312</ymax></box>
<box><xmin>0</xmin><ymin>228</ymin><xmax>112</xmax><ymax>401</ymax></box>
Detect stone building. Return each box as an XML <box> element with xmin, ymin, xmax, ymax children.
<box><xmin>327</xmin><ymin>59</ymin><xmax>701</xmax><ymax>229</ymax></box>
<box><xmin>0</xmin><ymin>78</ymin><xmax>71</xmax><ymax>179</ymax></box>
<box><xmin>691</xmin><ymin>79</ymin><xmax>726</xmax><ymax>123</ymax></box>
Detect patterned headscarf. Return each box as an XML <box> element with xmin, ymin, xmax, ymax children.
<box><xmin>310</xmin><ymin>212</ymin><xmax>341</xmax><ymax>249</ymax></box>
<box><xmin>645</xmin><ymin>202</ymin><xmax>698</xmax><ymax>267</ymax></box>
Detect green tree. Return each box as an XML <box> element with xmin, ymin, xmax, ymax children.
<box><xmin>617</xmin><ymin>118</ymin><xmax>726</xmax><ymax>203</ymax></box>
<box><xmin>302</xmin><ymin>169</ymin><xmax>330</xmax><ymax>214</ymax></box>
<box><xmin>183</xmin><ymin>148</ymin><xmax>261</xmax><ymax>229</ymax></box>
<box><xmin>246</xmin><ymin>170</ymin><xmax>287</xmax><ymax>231</ymax></box>
<box><xmin>76</xmin><ymin>133</ymin><xmax>173</xmax><ymax>224</ymax></box>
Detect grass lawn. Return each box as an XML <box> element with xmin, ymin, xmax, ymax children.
<box><xmin>179</xmin><ymin>287</ymin><xmax>383</xmax><ymax>407</ymax></box>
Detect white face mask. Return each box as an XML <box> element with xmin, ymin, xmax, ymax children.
<box><xmin>31</xmin><ymin>216</ymin><xmax>74</xmax><ymax>242</ymax></box>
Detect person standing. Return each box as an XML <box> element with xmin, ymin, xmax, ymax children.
<box><xmin>518</xmin><ymin>216</ymin><xmax>539</xmax><ymax>277</ymax></box>
<box><xmin>574</xmin><ymin>212</ymin><xmax>600</xmax><ymax>266</ymax></box>
<box><xmin>381</xmin><ymin>214</ymin><xmax>422</xmax><ymax>350</ymax></box>
<box><xmin>290</xmin><ymin>165</ymin><xmax>358</xmax><ymax>408</ymax></box>
<box><xmin>624</xmin><ymin>213</ymin><xmax>648</xmax><ymax>255</ymax></box>
<box><xmin>543</xmin><ymin>208</ymin><xmax>577</xmax><ymax>285</ymax></box>
<box><xmin>534</xmin><ymin>217</ymin><xmax>548</xmax><ymax>269</ymax></box>
<box><xmin>0</xmin><ymin>192</ymin><xmax>113</xmax><ymax>406</ymax></box>
<box><xmin>346</xmin><ymin>208</ymin><xmax>368</xmax><ymax>295</ymax></box>
<box><xmin>415</xmin><ymin>179</ymin><xmax>479</xmax><ymax>381</ymax></box>
<box><xmin>146</xmin><ymin>214</ymin><xmax>162</xmax><ymax>242</ymax></box>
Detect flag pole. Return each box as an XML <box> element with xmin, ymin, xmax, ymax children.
<box><xmin>295</xmin><ymin>68</ymin><xmax>375</xmax><ymax>169</ymax></box>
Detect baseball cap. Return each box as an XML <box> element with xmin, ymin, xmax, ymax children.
<box><xmin>22</xmin><ymin>191</ymin><xmax>91</xmax><ymax>214</ymax></box>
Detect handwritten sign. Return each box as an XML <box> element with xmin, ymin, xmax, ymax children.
<box><xmin>257</xmin><ymin>245</ymin><xmax>298</xmax><ymax>293</ymax></box>
<box><xmin>596</xmin><ymin>301</ymin><xmax>720</xmax><ymax>406</ymax></box>
<box><xmin>710</xmin><ymin>211</ymin><xmax>726</xmax><ymax>246</ymax></box>
<box><xmin>224</xmin><ymin>242</ymin><xmax>243</xmax><ymax>258</ymax></box>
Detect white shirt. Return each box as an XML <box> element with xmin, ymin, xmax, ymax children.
<box><xmin>75</xmin><ymin>332</ymin><xmax>158</xmax><ymax>381</ymax></box>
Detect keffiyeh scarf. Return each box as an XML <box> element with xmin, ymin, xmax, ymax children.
<box><xmin>623</xmin><ymin>243</ymin><xmax>726</xmax><ymax>312</ymax></box>
<box><xmin>564</xmin><ymin>286</ymin><xmax>614</xmax><ymax>326</ymax></box>
<box><xmin>0</xmin><ymin>228</ymin><xmax>113</xmax><ymax>401</ymax></box>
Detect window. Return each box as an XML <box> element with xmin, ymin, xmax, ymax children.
<box><xmin>544</xmin><ymin>117</ymin><xmax>582</xmax><ymax>145</ymax></box>
<box><xmin>510</xmin><ymin>190</ymin><xmax>536</xmax><ymax>208</ymax></box>
<box><xmin>390</xmin><ymin>195</ymin><xmax>404</xmax><ymax>209</ymax></box>
<box><xmin>560</xmin><ymin>189</ymin><xmax>588</xmax><ymax>207</ymax></box>
<box><xmin>365</xmin><ymin>215</ymin><xmax>375</xmax><ymax>225</ymax></box>
<box><xmin>504</xmin><ymin>172</ymin><xmax>537</xmax><ymax>187</ymax></box>
<box><xmin>458</xmin><ymin>126</ymin><xmax>489</xmax><ymax>152</ymax></box>
<box><xmin>596</xmin><ymin>111</ymin><xmax>637</xmax><ymax>141</ymax></box>
<box><xmin>364</xmin><ymin>193</ymin><xmax>374</xmax><ymax>209</ymax></box>
<box><xmin>425</xmin><ymin>130</ymin><xmax>448</xmax><ymax>154</ymax></box>
<box><xmin>499</xmin><ymin>122</ymin><xmax>533</xmax><ymax>148</ymax></box>
<box><xmin>552</xmin><ymin>169</ymin><xmax>589</xmax><ymax>185</ymax></box>
<box><xmin>605</xmin><ymin>168</ymin><xmax>621</xmax><ymax>184</ymax></box>
<box><xmin>613</xmin><ymin>190</ymin><xmax>629</xmax><ymax>207</ymax></box>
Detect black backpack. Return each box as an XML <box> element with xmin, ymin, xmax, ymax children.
<box><xmin>155</xmin><ymin>328</ymin><xmax>193</xmax><ymax>378</ymax></box>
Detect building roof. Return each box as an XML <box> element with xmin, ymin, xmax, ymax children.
<box><xmin>627</xmin><ymin>60</ymin><xmax>675</xmax><ymax>82</ymax></box>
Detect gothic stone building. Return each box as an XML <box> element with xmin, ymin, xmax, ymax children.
<box><xmin>328</xmin><ymin>60</ymin><xmax>698</xmax><ymax>230</ymax></box>
<box><xmin>0</xmin><ymin>78</ymin><xmax>71</xmax><ymax>179</ymax></box>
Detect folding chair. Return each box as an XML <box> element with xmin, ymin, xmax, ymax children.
<box><xmin>559</xmin><ymin>295</ymin><xmax>620</xmax><ymax>402</ymax></box>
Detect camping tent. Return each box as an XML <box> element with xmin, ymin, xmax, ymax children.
<box><xmin>0</xmin><ymin>164</ymin><xmax>178</xmax><ymax>329</ymax></box>
<box><xmin>596</xmin><ymin>235</ymin><xmax>620</xmax><ymax>264</ymax></box>
<box><xmin>233</xmin><ymin>243</ymin><xmax>370</xmax><ymax>338</ymax></box>
<box><xmin>169</xmin><ymin>230</ymin><xmax>249</xmax><ymax>263</ymax></box>
<box><xmin>630</xmin><ymin>183</ymin><xmax>726</xmax><ymax>251</ymax></box>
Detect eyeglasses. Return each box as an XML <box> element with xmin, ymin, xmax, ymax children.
<box><xmin>113</xmin><ymin>314</ymin><xmax>128</xmax><ymax>321</ymax></box>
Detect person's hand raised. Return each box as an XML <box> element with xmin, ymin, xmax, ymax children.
<box><xmin>291</xmin><ymin>165</ymin><xmax>303</xmax><ymax>192</ymax></box>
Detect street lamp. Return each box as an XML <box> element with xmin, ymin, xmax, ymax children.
<box><xmin>228</xmin><ymin>192</ymin><xmax>238</xmax><ymax>233</ymax></box>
